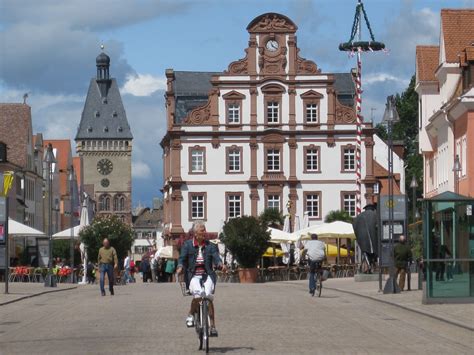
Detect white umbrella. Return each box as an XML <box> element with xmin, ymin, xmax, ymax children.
<box><xmin>268</xmin><ymin>227</ymin><xmax>293</xmax><ymax>243</ymax></box>
<box><xmin>158</xmin><ymin>245</ymin><xmax>176</xmax><ymax>259</ymax></box>
<box><xmin>281</xmin><ymin>216</ymin><xmax>291</xmax><ymax>265</ymax></box>
<box><xmin>8</xmin><ymin>218</ymin><xmax>45</xmax><ymax>237</ymax></box>
<box><xmin>77</xmin><ymin>201</ymin><xmax>90</xmax><ymax>284</ymax></box>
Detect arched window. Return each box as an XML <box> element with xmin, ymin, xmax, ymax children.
<box><xmin>113</xmin><ymin>195</ymin><xmax>119</xmax><ymax>211</ymax></box>
<box><xmin>99</xmin><ymin>194</ymin><xmax>111</xmax><ymax>211</ymax></box>
<box><xmin>119</xmin><ymin>196</ymin><xmax>126</xmax><ymax>211</ymax></box>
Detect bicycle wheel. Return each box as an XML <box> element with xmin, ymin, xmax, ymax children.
<box><xmin>316</xmin><ymin>273</ymin><xmax>322</xmax><ymax>298</ymax></box>
<box><xmin>202</xmin><ymin>300</ymin><xmax>210</xmax><ymax>353</ymax></box>
<box><xmin>195</xmin><ymin>311</ymin><xmax>203</xmax><ymax>350</ymax></box>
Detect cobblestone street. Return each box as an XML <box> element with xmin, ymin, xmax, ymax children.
<box><xmin>0</xmin><ymin>280</ymin><xmax>472</xmax><ymax>354</ymax></box>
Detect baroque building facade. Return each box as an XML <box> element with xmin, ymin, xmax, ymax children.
<box><xmin>75</xmin><ymin>50</ymin><xmax>133</xmax><ymax>223</ymax></box>
<box><xmin>161</xmin><ymin>13</ymin><xmax>386</xmax><ymax>238</ymax></box>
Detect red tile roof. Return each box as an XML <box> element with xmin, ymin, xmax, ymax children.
<box><xmin>0</xmin><ymin>104</ymin><xmax>32</xmax><ymax>168</ymax></box>
<box><xmin>441</xmin><ymin>9</ymin><xmax>474</xmax><ymax>63</ymax></box>
<box><xmin>416</xmin><ymin>46</ymin><xmax>440</xmax><ymax>82</ymax></box>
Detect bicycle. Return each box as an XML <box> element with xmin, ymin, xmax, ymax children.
<box><xmin>309</xmin><ymin>261</ymin><xmax>324</xmax><ymax>297</ymax></box>
<box><xmin>179</xmin><ymin>277</ymin><xmax>212</xmax><ymax>353</ymax></box>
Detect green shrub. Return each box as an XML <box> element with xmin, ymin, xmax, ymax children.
<box><xmin>221</xmin><ymin>216</ymin><xmax>270</xmax><ymax>268</ymax></box>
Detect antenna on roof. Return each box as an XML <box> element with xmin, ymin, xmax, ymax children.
<box><xmin>23</xmin><ymin>93</ymin><xmax>28</xmax><ymax>104</ymax></box>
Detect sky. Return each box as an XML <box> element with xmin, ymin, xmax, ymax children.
<box><xmin>1</xmin><ymin>0</ymin><xmax>473</xmax><ymax>207</ymax></box>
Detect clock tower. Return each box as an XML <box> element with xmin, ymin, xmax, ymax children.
<box><xmin>75</xmin><ymin>49</ymin><xmax>133</xmax><ymax>223</ymax></box>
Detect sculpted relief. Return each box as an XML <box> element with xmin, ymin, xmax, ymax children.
<box><xmin>248</xmin><ymin>13</ymin><xmax>297</xmax><ymax>33</ymax></box>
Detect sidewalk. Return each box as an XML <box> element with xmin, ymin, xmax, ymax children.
<box><xmin>321</xmin><ymin>275</ymin><xmax>474</xmax><ymax>331</ymax></box>
<box><xmin>0</xmin><ymin>282</ymin><xmax>77</xmax><ymax>306</ymax></box>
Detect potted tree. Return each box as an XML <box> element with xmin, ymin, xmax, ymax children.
<box><xmin>221</xmin><ymin>216</ymin><xmax>270</xmax><ymax>283</ymax></box>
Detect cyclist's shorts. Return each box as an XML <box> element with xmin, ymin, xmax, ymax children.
<box><xmin>189</xmin><ymin>275</ymin><xmax>215</xmax><ymax>300</ymax></box>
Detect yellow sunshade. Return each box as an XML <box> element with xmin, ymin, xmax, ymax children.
<box><xmin>325</xmin><ymin>244</ymin><xmax>352</xmax><ymax>257</ymax></box>
<box><xmin>262</xmin><ymin>247</ymin><xmax>284</xmax><ymax>258</ymax></box>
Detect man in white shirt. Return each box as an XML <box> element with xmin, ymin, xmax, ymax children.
<box><xmin>302</xmin><ymin>233</ymin><xmax>326</xmax><ymax>296</ymax></box>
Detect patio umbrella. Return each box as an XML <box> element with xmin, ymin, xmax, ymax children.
<box><xmin>262</xmin><ymin>247</ymin><xmax>284</xmax><ymax>258</ymax></box>
<box><xmin>268</xmin><ymin>227</ymin><xmax>292</xmax><ymax>243</ymax></box>
<box><xmin>8</xmin><ymin>218</ymin><xmax>45</xmax><ymax>237</ymax></box>
<box><xmin>77</xmin><ymin>202</ymin><xmax>90</xmax><ymax>284</ymax></box>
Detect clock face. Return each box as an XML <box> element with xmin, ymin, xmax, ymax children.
<box><xmin>97</xmin><ymin>159</ymin><xmax>113</xmax><ymax>175</ymax></box>
<box><xmin>266</xmin><ymin>39</ymin><xmax>279</xmax><ymax>52</ymax></box>
<box><xmin>101</xmin><ymin>178</ymin><xmax>110</xmax><ymax>188</ymax></box>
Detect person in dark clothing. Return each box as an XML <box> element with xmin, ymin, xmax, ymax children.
<box><xmin>437</xmin><ymin>243</ymin><xmax>452</xmax><ymax>281</ymax></box>
<box><xmin>140</xmin><ymin>258</ymin><xmax>152</xmax><ymax>283</ymax></box>
<box><xmin>394</xmin><ymin>235</ymin><xmax>412</xmax><ymax>291</ymax></box>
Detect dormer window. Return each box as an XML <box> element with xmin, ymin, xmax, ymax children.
<box><xmin>104</xmin><ymin>126</ymin><xmax>109</xmax><ymax>132</ymax></box>
<box><xmin>112</xmin><ymin>111</ymin><xmax>118</xmax><ymax>117</ymax></box>
<box><xmin>102</xmin><ymin>98</ymin><xmax>107</xmax><ymax>104</ymax></box>
<box><xmin>117</xmin><ymin>126</ymin><xmax>123</xmax><ymax>132</ymax></box>
<box><xmin>87</xmin><ymin>126</ymin><xmax>93</xmax><ymax>132</ymax></box>
<box><xmin>95</xmin><ymin>111</ymin><xmax>100</xmax><ymax>118</ymax></box>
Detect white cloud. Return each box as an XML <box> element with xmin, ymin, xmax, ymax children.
<box><xmin>132</xmin><ymin>161</ymin><xmax>152</xmax><ymax>179</ymax></box>
<box><xmin>121</xmin><ymin>74</ymin><xmax>167</xmax><ymax>96</ymax></box>
<box><xmin>364</xmin><ymin>73</ymin><xmax>410</xmax><ymax>87</ymax></box>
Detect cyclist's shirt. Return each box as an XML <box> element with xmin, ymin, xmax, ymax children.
<box><xmin>193</xmin><ymin>238</ymin><xmax>206</xmax><ymax>276</ymax></box>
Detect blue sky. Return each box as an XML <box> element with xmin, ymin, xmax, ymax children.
<box><xmin>1</xmin><ymin>0</ymin><xmax>473</xmax><ymax>207</ymax></box>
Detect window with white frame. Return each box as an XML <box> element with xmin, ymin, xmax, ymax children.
<box><xmin>267</xmin><ymin>149</ymin><xmax>280</xmax><ymax>172</ymax></box>
<box><xmin>306</xmin><ymin>103</ymin><xmax>318</xmax><ymax>123</ymax></box>
<box><xmin>227</xmin><ymin>194</ymin><xmax>242</xmax><ymax>219</ymax></box>
<box><xmin>343</xmin><ymin>147</ymin><xmax>356</xmax><ymax>171</ymax></box>
<box><xmin>267</xmin><ymin>101</ymin><xmax>279</xmax><ymax>124</ymax></box>
<box><xmin>267</xmin><ymin>195</ymin><xmax>280</xmax><ymax>211</ymax></box>
<box><xmin>305</xmin><ymin>148</ymin><xmax>319</xmax><ymax>171</ymax></box>
<box><xmin>227</xmin><ymin>103</ymin><xmax>240</xmax><ymax>124</ymax></box>
<box><xmin>342</xmin><ymin>193</ymin><xmax>357</xmax><ymax>217</ymax></box>
<box><xmin>305</xmin><ymin>193</ymin><xmax>320</xmax><ymax>218</ymax></box>
<box><xmin>190</xmin><ymin>194</ymin><xmax>205</xmax><ymax>219</ymax></box>
<box><xmin>191</xmin><ymin>149</ymin><xmax>205</xmax><ymax>173</ymax></box>
<box><xmin>228</xmin><ymin>148</ymin><xmax>241</xmax><ymax>172</ymax></box>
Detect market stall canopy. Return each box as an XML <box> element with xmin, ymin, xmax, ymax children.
<box><xmin>8</xmin><ymin>218</ymin><xmax>46</xmax><ymax>237</ymax></box>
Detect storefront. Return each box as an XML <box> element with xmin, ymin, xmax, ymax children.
<box><xmin>423</xmin><ymin>192</ymin><xmax>474</xmax><ymax>303</ymax></box>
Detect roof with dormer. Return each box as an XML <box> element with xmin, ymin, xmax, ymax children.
<box><xmin>75</xmin><ymin>77</ymin><xmax>132</xmax><ymax>140</ymax></box>
<box><xmin>440</xmin><ymin>9</ymin><xmax>474</xmax><ymax>63</ymax></box>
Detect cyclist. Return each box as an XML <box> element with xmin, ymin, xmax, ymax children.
<box><xmin>301</xmin><ymin>233</ymin><xmax>326</xmax><ymax>296</ymax></box>
<box><xmin>176</xmin><ymin>220</ymin><xmax>224</xmax><ymax>337</ymax></box>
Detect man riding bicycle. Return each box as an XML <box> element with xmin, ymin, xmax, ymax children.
<box><xmin>176</xmin><ymin>221</ymin><xmax>224</xmax><ymax>337</ymax></box>
<box><xmin>301</xmin><ymin>233</ymin><xmax>326</xmax><ymax>296</ymax></box>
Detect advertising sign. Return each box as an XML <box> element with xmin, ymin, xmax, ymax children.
<box><xmin>380</xmin><ymin>195</ymin><xmax>406</xmax><ymax>221</ymax></box>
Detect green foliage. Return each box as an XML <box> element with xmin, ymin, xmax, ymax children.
<box><xmin>52</xmin><ymin>239</ymin><xmax>81</xmax><ymax>265</ymax></box>
<box><xmin>221</xmin><ymin>216</ymin><xmax>270</xmax><ymax>268</ymax></box>
<box><xmin>79</xmin><ymin>215</ymin><xmax>134</xmax><ymax>263</ymax></box>
<box><xmin>259</xmin><ymin>208</ymin><xmax>284</xmax><ymax>228</ymax></box>
<box><xmin>324</xmin><ymin>210</ymin><xmax>353</xmax><ymax>223</ymax></box>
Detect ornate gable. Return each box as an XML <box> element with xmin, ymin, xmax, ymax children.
<box><xmin>247</xmin><ymin>13</ymin><xmax>297</xmax><ymax>33</ymax></box>
<box><xmin>300</xmin><ymin>90</ymin><xmax>323</xmax><ymax>99</ymax></box>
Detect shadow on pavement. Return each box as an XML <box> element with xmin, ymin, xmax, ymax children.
<box><xmin>210</xmin><ymin>346</ymin><xmax>255</xmax><ymax>353</ymax></box>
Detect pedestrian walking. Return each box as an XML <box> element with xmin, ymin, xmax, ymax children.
<box><xmin>98</xmin><ymin>238</ymin><xmax>118</xmax><ymax>296</ymax></box>
<box><xmin>140</xmin><ymin>257</ymin><xmax>152</xmax><ymax>282</ymax></box>
<box><xmin>130</xmin><ymin>259</ymin><xmax>136</xmax><ymax>282</ymax></box>
<box><xmin>123</xmin><ymin>252</ymin><xmax>133</xmax><ymax>284</ymax></box>
<box><xmin>394</xmin><ymin>235</ymin><xmax>412</xmax><ymax>291</ymax></box>
<box><xmin>165</xmin><ymin>258</ymin><xmax>176</xmax><ymax>282</ymax></box>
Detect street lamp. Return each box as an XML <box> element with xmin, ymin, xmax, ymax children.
<box><xmin>410</xmin><ymin>176</ymin><xmax>418</xmax><ymax>225</ymax></box>
<box><xmin>452</xmin><ymin>155</ymin><xmax>461</xmax><ymax>194</ymax></box>
<box><xmin>68</xmin><ymin>165</ymin><xmax>76</xmax><ymax>283</ymax></box>
<box><xmin>382</xmin><ymin>95</ymin><xmax>400</xmax><ymax>294</ymax></box>
<box><xmin>44</xmin><ymin>143</ymin><xmax>57</xmax><ymax>287</ymax></box>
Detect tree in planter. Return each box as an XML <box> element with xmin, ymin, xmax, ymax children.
<box><xmin>325</xmin><ymin>210</ymin><xmax>353</xmax><ymax>223</ymax></box>
<box><xmin>221</xmin><ymin>216</ymin><xmax>270</xmax><ymax>269</ymax></box>
<box><xmin>79</xmin><ymin>215</ymin><xmax>133</xmax><ymax>265</ymax></box>
<box><xmin>259</xmin><ymin>208</ymin><xmax>284</xmax><ymax>229</ymax></box>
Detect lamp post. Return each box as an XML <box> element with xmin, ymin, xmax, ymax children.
<box><xmin>452</xmin><ymin>154</ymin><xmax>461</xmax><ymax>194</ymax></box>
<box><xmin>68</xmin><ymin>165</ymin><xmax>76</xmax><ymax>283</ymax></box>
<box><xmin>44</xmin><ymin>143</ymin><xmax>57</xmax><ymax>287</ymax></box>
<box><xmin>382</xmin><ymin>95</ymin><xmax>400</xmax><ymax>294</ymax></box>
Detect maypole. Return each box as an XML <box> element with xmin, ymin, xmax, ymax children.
<box><xmin>339</xmin><ymin>0</ymin><xmax>385</xmax><ymax>216</ymax></box>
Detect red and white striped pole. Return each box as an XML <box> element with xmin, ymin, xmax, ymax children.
<box><xmin>355</xmin><ymin>49</ymin><xmax>362</xmax><ymax>215</ymax></box>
